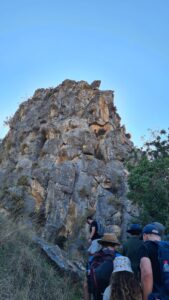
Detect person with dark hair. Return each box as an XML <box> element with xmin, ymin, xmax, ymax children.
<box><xmin>84</xmin><ymin>216</ymin><xmax>103</xmax><ymax>300</ymax></box>
<box><xmin>103</xmin><ymin>256</ymin><xmax>142</xmax><ymax>300</ymax></box>
<box><xmin>123</xmin><ymin>223</ymin><xmax>143</xmax><ymax>277</ymax></box>
<box><xmin>87</xmin><ymin>216</ymin><xmax>101</xmax><ymax>242</ymax></box>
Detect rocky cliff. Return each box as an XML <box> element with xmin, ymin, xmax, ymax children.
<box><xmin>0</xmin><ymin>80</ymin><xmax>138</xmax><ymax>257</ymax></box>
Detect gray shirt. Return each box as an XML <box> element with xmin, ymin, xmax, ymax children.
<box><xmin>103</xmin><ymin>285</ymin><xmax>111</xmax><ymax>300</ymax></box>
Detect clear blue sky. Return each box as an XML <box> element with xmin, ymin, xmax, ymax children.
<box><xmin>0</xmin><ymin>0</ymin><xmax>169</xmax><ymax>147</ymax></box>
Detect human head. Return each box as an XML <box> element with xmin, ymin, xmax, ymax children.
<box><xmin>110</xmin><ymin>264</ymin><xmax>142</xmax><ymax>300</ymax></box>
<box><xmin>142</xmin><ymin>224</ymin><xmax>161</xmax><ymax>242</ymax></box>
<box><xmin>151</xmin><ymin>221</ymin><xmax>165</xmax><ymax>237</ymax></box>
<box><xmin>98</xmin><ymin>233</ymin><xmax>120</xmax><ymax>249</ymax></box>
<box><xmin>86</xmin><ymin>215</ymin><xmax>94</xmax><ymax>224</ymax></box>
<box><xmin>126</xmin><ymin>224</ymin><xmax>142</xmax><ymax>236</ymax></box>
<box><xmin>113</xmin><ymin>256</ymin><xmax>133</xmax><ymax>273</ymax></box>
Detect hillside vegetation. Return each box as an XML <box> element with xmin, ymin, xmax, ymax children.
<box><xmin>127</xmin><ymin>129</ymin><xmax>169</xmax><ymax>229</ymax></box>
<box><xmin>0</xmin><ymin>213</ymin><xmax>81</xmax><ymax>300</ymax></box>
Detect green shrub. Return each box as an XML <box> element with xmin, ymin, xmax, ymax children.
<box><xmin>127</xmin><ymin>129</ymin><xmax>169</xmax><ymax>230</ymax></box>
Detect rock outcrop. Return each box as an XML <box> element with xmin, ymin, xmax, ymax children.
<box><xmin>0</xmin><ymin>80</ymin><xmax>138</xmax><ymax>257</ymax></box>
<box><xmin>35</xmin><ymin>236</ymin><xmax>85</xmax><ymax>280</ymax></box>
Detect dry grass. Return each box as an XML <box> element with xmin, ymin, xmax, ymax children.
<box><xmin>0</xmin><ymin>214</ymin><xmax>82</xmax><ymax>300</ymax></box>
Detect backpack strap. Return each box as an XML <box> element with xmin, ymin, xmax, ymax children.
<box><xmin>89</xmin><ymin>250</ymin><xmax>115</xmax><ymax>292</ymax></box>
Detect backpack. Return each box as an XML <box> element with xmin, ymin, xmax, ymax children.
<box><xmin>97</xmin><ymin>220</ymin><xmax>105</xmax><ymax>237</ymax></box>
<box><xmin>156</xmin><ymin>241</ymin><xmax>169</xmax><ymax>299</ymax></box>
<box><xmin>147</xmin><ymin>241</ymin><xmax>169</xmax><ymax>300</ymax></box>
<box><xmin>89</xmin><ymin>249</ymin><xmax>115</xmax><ymax>298</ymax></box>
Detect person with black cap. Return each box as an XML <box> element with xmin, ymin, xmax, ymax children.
<box><xmin>123</xmin><ymin>223</ymin><xmax>143</xmax><ymax>277</ymax></box>
<box><xmin>139</xmin><ymin>223</ymin><xmax>163</xmax><ymax>300</ymax></box>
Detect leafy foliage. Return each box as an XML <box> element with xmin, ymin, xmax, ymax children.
<box><xmin>127</xmin><ymin>129</ymin><xmax>169</xmax><ymax>229</ymax></box>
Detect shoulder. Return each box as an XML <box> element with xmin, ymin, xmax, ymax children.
<box><xmin>123</xmin><ymin>237</ymin><xmax>134</xmax><ymax>246</ymax></box>
<box><xmin>144</xmin><ymin>240</ymin><xmax>159</xmax><ymax>251</ymax></box>
<box><xmin>138</xmin><ymin>242</ymin><xmax>149</xmax><ymax>259</ymax></box>
<box><xmin>91</xmin><ymin>220</ymin><xmax>97</xmax><ymax>227</ymax></box>
<box><xmin>103</xmin><ymin>285</ymin><xmax>111</xmax><ymax>300</ymax></box>
<box><xmin>115</xmin><ymin>251</ymin><xmax>122</xmax><ymax>257</ymax></box>
<box><xmin>139</xmin><ymin>241</ymin><xmax>157</xmax><ymax>259</ymax></box>
<box><xmin>92</xmin><ymin>249</ymin><xmax>104</xmax><ymax>259</ymax></box>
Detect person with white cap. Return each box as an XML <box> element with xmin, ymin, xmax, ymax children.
<box><xmin>103</xmin><ymin>256</ymin><xmax>142</xmax><ymax>300</ymax></box>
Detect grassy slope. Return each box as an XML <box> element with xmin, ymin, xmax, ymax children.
<box><xmin>0</xmin><ymin>214</ymin><xmax>82</xmax><ymax>300</ymax></box>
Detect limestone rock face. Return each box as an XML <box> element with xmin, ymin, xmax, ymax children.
<box><xmin>0</xmin><ymin>80</ymin><xmax>137</xmax><ymax>254</ymax></box>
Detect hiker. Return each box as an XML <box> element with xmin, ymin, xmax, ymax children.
<box><xmin>123</xmin><ymin>223</ymin><xmax>143</xmax><ymax>277</ymax></box>
<box><xmin>83</xmin><ymin>239</ymin><xmax>102</xmax><ymax>300</ymax></box>
<box><xmin>139</xmin><ymin>223</ymin><xmax>168</xmax><ymax>300</ymax></box>
<box><xmin>84</xmin><ymin>216</ymin><xmax>104</xmax><ymax>300</ymax></box>
<box><xmin>86</xmin><ymin>216</ymin><xmax>102</xmax><ymax>243</ymax></box>
<box><xmin>87</xmin><ymin>233</ymin><xmax>121</xmax><ymax>300</ymax></box>
<box><xmin>103</xmin><ymin>256</ymin><xmax>142</xmax><ymax>300</ymax></box>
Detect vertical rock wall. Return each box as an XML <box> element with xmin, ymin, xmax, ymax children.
<box><xmin>0</xmin><ymin>80</ymin><xmax>138</xmax><ymax>251</ymax></box>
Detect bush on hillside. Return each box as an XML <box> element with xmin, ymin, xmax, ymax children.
<box><xmin>0</xmin><ymin>214</ymin><xmax>81</xmax><ymax>300</ymax></box>
<box><xmin>127</xmin><ymin>129</ymin><xmax>169</xmax><ymax>230</ymax></box>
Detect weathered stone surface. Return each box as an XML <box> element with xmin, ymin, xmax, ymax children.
<box><xmin>0</xmin><ymin>79</ymin><xmax>137</xmax><ymax>261</ymax></box>
<box><xmin>35</xmin><ymin>236</ymin><xmax>85</xmax><ymax>280</ymax></box>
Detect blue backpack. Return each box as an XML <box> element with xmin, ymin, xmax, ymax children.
<box><xmin>157</xmin><ymin>241</ymin><xmax>169</xmax><ymax>299</ymax></box>
<box><xmin>148</xmin><ymin>241</ymin><xmax>169</xmax><ymax>300</ymax></box>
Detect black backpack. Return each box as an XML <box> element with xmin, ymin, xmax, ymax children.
<box><xmin>89</xmin><ymin>249</ymin><xmax>115</xmax><ymax>298</ymax></box>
